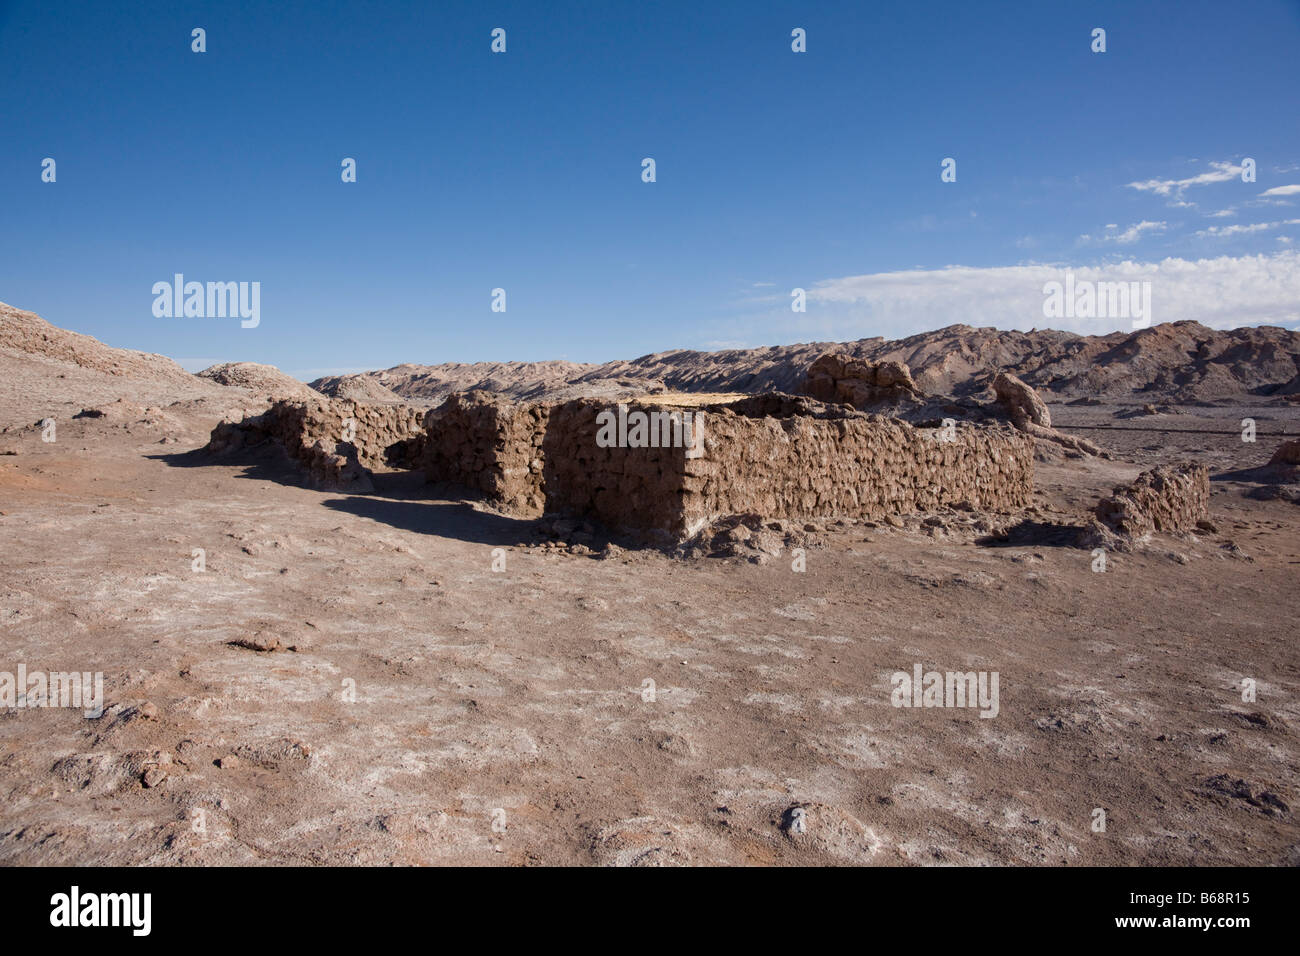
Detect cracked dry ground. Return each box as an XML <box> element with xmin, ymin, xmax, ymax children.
<box><xmin>0</xmin><ymin>404</ymin><xmax>1297</xmax><ymax>866</ymax></box>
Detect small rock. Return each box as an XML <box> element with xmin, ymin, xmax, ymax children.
<box><xmin>141</xmin><ymin>768</ymin><xmax>167</xmax><ymax>788</ymax></box>
<box><xmin>228</xmin><ymin>631</ymin><xmax>280</xmax><ymax>652</ymax></box>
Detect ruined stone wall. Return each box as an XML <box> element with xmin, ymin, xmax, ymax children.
<box><xmin>1094</xmin><ymin>462</ymin><xmax>1210</xmax><ymax>536</ymax></box>
<box><xmin>213</xmin><ymin>390</ymin><xmax>1035</xmax><ymax>538</ymax></box>
<box><xmin>538</xmin><ymin>396</ymin><xmax>1034</xmax><ymax>542</ymax></box>
<box><xmin>206</xmin><ymin>397</ymin><xmax>427</xmax><ymax>489</ymax></box>
<box><xmin>678</xmin><ymin>405</ymin><xmax>1033</xmax><ymax>539</ymax></box>
<box><xmin>419</xmin><ymin>392</ymin><xmax>549</xmax><ymax>514</ymax></box>
<box><xmin>542</xmin><ymin>400</ymin><xmax>698</xmax><ymax>540</ymax></box>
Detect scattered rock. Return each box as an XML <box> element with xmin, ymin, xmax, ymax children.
<box><xmin>1201</xmin><ymin>774</ymin><xmax>1289</xmax><ymax>816</ymax></box>
<box><xmin>227</xmin><ymin>631</ymin><xmax>281</xmax><ymax>653</ymax></box>
<box><xmin>141</xmin><ymin>767</ymin><xmax>167</xmax><ymax>788</ymax></box>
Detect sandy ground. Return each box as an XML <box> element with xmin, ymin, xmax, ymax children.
<box><xmin>0</xmin><ymin>381</ymin><xmax>1297</xmax><ymax>866</ymax></box>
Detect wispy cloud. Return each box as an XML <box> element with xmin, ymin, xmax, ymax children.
<box><xmin>721</xmin><ymin>252</ymin><xmax>1300</xmax><ymax>342</ymax></box>
<box><xmin>1079</xmin><ymin>220</ymin><xmax>1167</xmax><ymax>245</ymax></box>
<box><xmin>1126</xmin><ymin>161</ymin><xmax>1243</xmax><ymax>204</ymax></box>
<box><xmin>1260</xmin><ymin>184</ymin><xmax>1300</xmax><ymax>198</ymax></box>
<box><xmin>1118</xmin><ymin>221</ymin><xmax>1170</xmax><ymax>243</ymax></box>
<box><xmin>1196</xmin><ymin>218</ymin><xmax>1300</xmax><ymax>238</ymax></box>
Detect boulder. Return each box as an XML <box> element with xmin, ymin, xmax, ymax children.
<box><xmin>993</xmin><ymin>372</ymin><xmax>1051</xmax><ymax>428</ymax></box>
<box><xmin>803</xmin><ymin>353</ymin><xmax>921</xmax><ymax>408</ymax></box>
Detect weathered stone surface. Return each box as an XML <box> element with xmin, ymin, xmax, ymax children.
<box><xmin>991</xmin><ymin>371</ymin><xmax>1107</xmax><ymax>457</ymax></box>
<box><xmin>539</xmin><ymin>395</ymin><xmax>1032</xmax><ymax>542</ymax></box>
<box><xmin>803</xmin><ymin>353</ymin><xmax>921</xmax><ymax>408</ymax></box>
<box><xmin>993</xmin><ymin>372</ymin><xmax>1051</xmax><ymax>428</ymax></box>
<box><xmin>1094</xmin><ymin>462</ymin><xmax>1210</xmax><ymax>537</ymax></box>
<box><xmin>206</xmin><ymin>396</ymin><xmax>426</xmax><ymax>490</ymax></box>
<box><xmin>1269</xmin><ymin>439</ymin><xmax>1300</xmax><ymax>467</ymax></box>
<box><xmin>417</xmin><ymin>392</ymin><xmax>549</xmax><ymax>513</ymax></box>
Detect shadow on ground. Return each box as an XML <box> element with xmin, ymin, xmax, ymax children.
<box><xmin>320</xmin><ymin>496</ymin><xmax>536</xmax><ymax>545</ymax></box>
<box><xmin>154</xmin><ymin>444</ymin><xmax>444</xmax><ymax>500</ymax></box>
<box><xmin>976</xmin><ymin>518</ymin><xmax>1085</xmax><ymax>549</ymax></box>
<box><xmin>152</xmin><ymin>443</ymin><xmax>539</xmax><ymax>544</ymax></box>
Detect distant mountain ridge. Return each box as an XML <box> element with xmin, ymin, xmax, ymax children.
<box><xmin>312</xmin><ymin>321</ymin><xmax>1300</xmax><ymax>405</ymax></box>
<box><xmin>3</xmin><ymin>301</ymin><xmax>1297</xmax><ymax>407</ymax></box>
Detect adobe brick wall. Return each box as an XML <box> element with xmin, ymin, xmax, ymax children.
<box><xmin>541</xmin><ymin>399</ymin><xmax>697</xmax><ymax>539</ymax></box>
<box><xmin>538</xmin><ymin>395</ymin><xmax>1034</xmax><ymax>542</ymax></box>
<box><xmin>680</xmin><ymin>406</ymin><xmax>1032</xmax><ymax>538</ymax></box>
<box><xmin>213</xmin><ymin>391</ymin><xmax>1036</xmax><ymax>540</ymax></box>
<box><xmin>803</xmin><ymin>353</ymin><xmax>921</xmax><ymax>407</ymax></box>
<box><xmin>1094</xmin><ymin>462</ymin><xmax>1210</xmax><ymax>537</ymax></box>
<box><xmin>207</xmin><ymin>396</ymin><xmax>426</xmax><ymax>489</ymax></box>
<box><xmin>418</xmin><ymin>392</ymin><xmax>549</xmax><ymax>513</ymax></box>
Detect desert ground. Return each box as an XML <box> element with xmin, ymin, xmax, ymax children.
<box><xmin>1</xmin><ymin>305</ymin><xmax>1297</xmax><ymax>866</ymax></box>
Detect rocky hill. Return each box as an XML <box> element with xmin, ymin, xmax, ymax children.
<box><xmin>317</xmin><ymin>321</ymin><xmax>1300</xmax><ymax>405</ymax></box>
<box><xmin>6</xmin><ymin>299</ymin><xmax>1298</xmax><ymax>411</ymax></box>
<box><xmin>1</xmin><ymin>301</ymin><xmax>203</xmax><ymax>386</ymax></box>
<box><xmin>197</xmin><ymin>362</ymin><xmax>318</xmax><ymax>401</ymax></box>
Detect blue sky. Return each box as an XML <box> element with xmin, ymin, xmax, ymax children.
<box><xmin>2</xmin><ymin>0</ymin><xmax>1298</xmax><ymax>379</ymax></box>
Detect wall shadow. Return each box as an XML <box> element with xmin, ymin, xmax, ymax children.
<box><xmin>975</xmin><ymin>518</ymin><xmax>1086</xmax><ymax>549</ymax></box>
<box><xmin>320</xmin><ymin>497</ymin><xmax>536</xmax><ymax>546</ymax></box>
<box><xmin>151</xmin><ymin>444</ymin><xmax>536</xmax><ymax>544</ymax></box>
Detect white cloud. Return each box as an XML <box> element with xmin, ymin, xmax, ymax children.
<box><xmin>1110</xmin><ymin>220</ymin><xmax>1167</xmax><ymax>244</ymax></box>
<box><xmin>1080</xmin><ymin>220</ymin><xmax>1167</xmax><ymax>245</ymax></box>
<box><xmin>1126</xmin><ymin>161</ymin><xmax>1242</xmax><ymax>199</ymax></box>
<box><xmin>719</xmin><ymin>252</ymin><xmax>1300</xmax><ymax>341</ymax></box>
<box><xmin>1196</xmin><ymin>219</ymin><xmax>1300</xmax><ymax>238</ymax></box>
<box><xmin>1260</xmin><ymin>184</ymin><xmax>1300</xmax><ymax>197</ymax></box>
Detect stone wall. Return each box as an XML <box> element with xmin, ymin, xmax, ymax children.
<box><xmin>418</xmin><ymin>392</ymin><xmax>549</xmax><ymax>514</ymax></box>
<box><xmin>207</xmin><ymin>396</ymin><xmax>427</xmax><ymax>489</ymax></box>
<box><xmin>1094</xmin><ymin>462</ymin><xmax>1210</xmax><ymax>537</ymax></box>
<box><xmin>211</xmin><ymin>390</ymin><xmax>1036</xmax><ymax>541</ymax></box>
<box><xmin>541</xmin><ymin>399</ymin><xmax>699</xmax><ymax>540</ymax></box>
<box><xmin>539</xmin><ymin>395</ymin><xmax>1033</xmax><ymax>542</ymax></box>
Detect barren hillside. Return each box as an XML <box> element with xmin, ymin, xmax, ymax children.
<box><xmin>315</xmin><ymin>322</ymin><xmax>1300</xmax><ymax>406</ymax></box>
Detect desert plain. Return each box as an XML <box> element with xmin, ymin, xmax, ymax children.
<box><xmin>0</xmin><ymin>300</ymin><xmax>1297</xmax><ymax>866</ymax></box>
